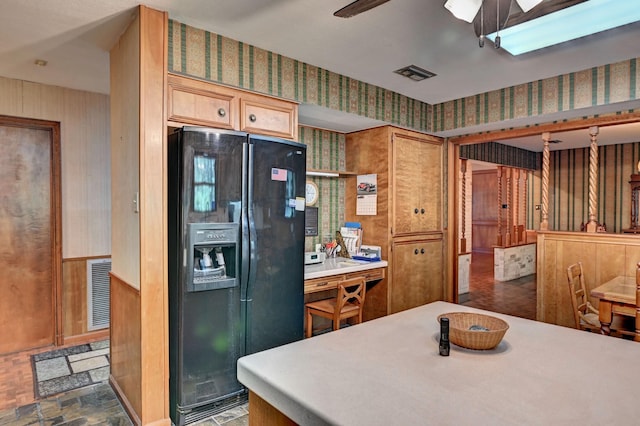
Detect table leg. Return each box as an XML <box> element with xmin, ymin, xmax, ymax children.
<box><xmin>599</xmin><ymin>301</ymin><xmax>613</xmax><ymax>335</ymax></box>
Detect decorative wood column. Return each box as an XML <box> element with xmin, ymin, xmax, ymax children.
<box><xmin>522</xmin><ymin>171</ymin><xmax>528</xmax><ymax>242</ymax></box>
<box><xmin>497</xmin><ymin>166</ymin><xmax>503</xmax><ymax>246</ymax></box>
<box><xmin>540</xmin><ymin>132</ymin><xmax>550</xmax><ymax>231</ymax></box>
<box><xmin>514</xmin><ymin>169</ymin><xmax>520</xmax><ymax>244</ymax></box>
<box><xmin>460</xmin><ymin>159</ymin><xmax>467</xmax><ymax>253</ymax></box>
<box><xmin>505</xmin><ymin>167</ymin><xmax>512</xmax><ymax>247</ymax></box>
<box><xmin>586</xmin><ymin>126</ymin><xmax>600</xmax><ymax>232</ymax></box>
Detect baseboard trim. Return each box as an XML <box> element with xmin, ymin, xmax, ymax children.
<box><xmin>110</xmin><ymin>375</ymin><xmax>141</xmax><ymax>426</ymax></box>
<box><xmin>63</xmin><ymin>329</ymin><xmax>109</xmax><ymax>346</ymax></box>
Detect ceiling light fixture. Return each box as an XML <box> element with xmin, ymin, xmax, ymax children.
<box><xmin>487</xmin><ymin>0</ymin><xmax>640</xmax><ymax>55</ymax></box>
<box><xmin>444</xmin><ymin>0</ymin><xmax>542</xmax><ymax>23</ymax></box>
<box><xmin>393</xmin><ymin>65</ymin><xmax>437</xmax><ymax>82</ymax></box>
<box><xmin>444</xmin><ymin>0</ymin><xmax>483</xmax><ymax>23</ymax></box>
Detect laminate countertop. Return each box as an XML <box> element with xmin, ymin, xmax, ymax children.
<box><xmin>304</xmin><ymin>257</ymin><xmax>388</xmax><ymax>280</ymax></box>
<box><xmin>238</xmin><ymin>301</ymin><xmax>640</xmax><ymax>425</ymax></box>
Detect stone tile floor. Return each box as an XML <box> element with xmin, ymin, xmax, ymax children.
<box><xmin>0</xmin><ymin>383</ymin><xmax>132</xmax><ymax>426</ymax></box>
<box><xmin>1</xmin><ymin>337</ymin><xmax>249</xmax><ymax>425</ymax></box>
<box><xmin>0</xmin><ymin>383</ymin><xmax>248</xmax><ymax>426</ymax></box>
<box><xmin>32</xmin><ymin>340</ymin><xmax>110</xmax><ymax>399</ymax></box>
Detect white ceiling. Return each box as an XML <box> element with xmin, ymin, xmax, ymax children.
<box><xmin>1</xmin><ymin>0</ymin><xmax>640</xmax><ymax>148</ymax></box>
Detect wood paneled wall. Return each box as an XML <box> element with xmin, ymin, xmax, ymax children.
<box><xmin>110</xmin><ymin>6</ymin><xmax>169</xmax><ymax>425</ymax></box>
<box><xmin>62</xmin><ymin>257</ymin><xmax>111</xmax><ymax>339</ymax></box>
<box><xmin>109</xmin><ymin>273</ymin><xmax>142</xmax><ymax>424</ymax></box>
<box><xmin>0</xmin><ymin>76</ymin><xmax>110</xmax><ymax>259</ymax></box>
<box><xmin>536</xmin><ymin>231</ymin><xmax>640</xmax><ymax>328</ymax></box>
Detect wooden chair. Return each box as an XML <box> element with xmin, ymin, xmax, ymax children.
<box><xmin>567</xmin><ymin>262</ymin><xmax>634</xmax><ymax>336</ymax></box>
<box><xmin>305</xmin><ymin>276</ymin><xmax>366</xmax><ymax>338</ymax></box>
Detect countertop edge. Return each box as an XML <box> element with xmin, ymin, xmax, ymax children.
<box><xmin>237</xmin><ymin>357</ymin><xmax>329</xmax><ymax>425</ymax></box>
<box><xmin>304</xmin><ymin>259</ymin><xmax>388</xmax><ymax>280</ymax></box>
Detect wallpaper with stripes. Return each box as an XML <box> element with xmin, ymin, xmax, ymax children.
<box><xmin>298</xmin><ymin>126</ymin><xmax>347</xmax><ymax>251</ymax></box>
<box><xmin>433</xmin><ymin>58</ymin><xmax>640</xmax><ymax>132</ymax></box>
<box><xmin>477</xmin><ymin>141</ymin><xmax>640</xmax><ymax>233</ymax></box>
<box><xmin>546</xmin><ymin>142</ymin><xmax>640</xmax><ymax>233</ymax></box>
<box><xmin>168</xmin><ymin>20</ymin><xmax>431</xmax><ymax>133</ymax></box>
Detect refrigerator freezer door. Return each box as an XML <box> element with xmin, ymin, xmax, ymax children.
<box><xmin>169</xmin><ymin>128</ymin><xmax>248</xmax><ymax>424</ymax></box>
<box><xmin>245</xmin><ymin>136</ymin><xmax>306</xmax><ymax>354</ymax></box>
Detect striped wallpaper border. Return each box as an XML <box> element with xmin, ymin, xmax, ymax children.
<box><xmin>433</xmin><ymin>58</ymin><xmax>640</xmax><ymax>133</ymax></box>
<box><xmin>168</xmin><ymin>20</ymin><xmax>431</xmax><ymax>133</ymax></box>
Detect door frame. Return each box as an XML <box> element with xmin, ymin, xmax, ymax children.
<box><xmin>447</xmin><ymin>110</ymin><xmax>640</xmax><ymax>306</ymax></box>
<box><xmin>1</xmin><ymin>114</ymin><xmax>62</xmax><ymax>347</ymax></box>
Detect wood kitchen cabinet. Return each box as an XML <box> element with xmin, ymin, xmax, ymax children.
<box><xmin>345</xmin><ymin>126</ymin><xmax>444</xmax><ymax>317</ymax></box>
<box><xmin>390</xmin><ymin>236</ymin><xmax>443</xmax><ymax>313</ymax></box>
<box><xmin>167</xmin><ymin>73</ymin><xmax>298</xmax><ymax>140</ymax></box>
<box><xmin>393</xmin><ymin>133</ymin><xmax>442</xmax><ymax>236</ymax></box>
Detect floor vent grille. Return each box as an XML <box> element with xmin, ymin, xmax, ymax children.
<box><xmin>87</xmin><ymin>258</ymin><xmax>111</xmax><ymax>331</ymax></box>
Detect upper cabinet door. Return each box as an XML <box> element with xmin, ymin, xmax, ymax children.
<box><xmin>392</xmin><ymin>133</ymin><xmax>442</xmax><ymax>236</ymax></box>
<box><xmin>240</xmin><ymin>94</ymin><xmax>298</xmax><ymax>140</ymax></box>
<box><xmin>167</xmin><ymin>74</ymin><xmax>238</xmax><ymax>129</ymax></box>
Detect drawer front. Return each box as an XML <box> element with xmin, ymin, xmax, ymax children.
<box><xmin>304</xmin><ymin>277</ymin><xmax>343</xmax><ymax>294</ymax></box>
<box><xmin>346</xmin><ymin>268</ymin><xmax>385</xmax><ymax>282</ymax></box>
<box><xmin>240</xmin><ymin>96</ymin><xmax>297</xmax><ymax>140</ymax></box>
<box><xmin>167</xmin><ymin>75</ymin><xmax>237</xmax><ymax>129</ymax></box>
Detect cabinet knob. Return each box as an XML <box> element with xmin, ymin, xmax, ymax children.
<box><xmin>421</xmin><ymin>248</ymin><xmax>425</xmax><ymax>254</ymax></box>
<box><xmin>217</xmin><ymin>108</ymin><xmax>226</xmax><ymax>117</ymax></box>
<box><xmin>414</xmin><ymin>208</ymin><xmax>419</xmax><ymax>214</ymax></box>
<box><xmin>249</xmin><ymin>113</ymin><xmax>257</xmax><ymax>122</ymax></box>
<box><xmin>414</xmin><ymin>249</ymin><xmax>419</xmax><ymax>255</ymax></box>
<box><xmin>421</xmin><ymin>208</ymin><xmax>425</xmax><ymax>214</ymax></box>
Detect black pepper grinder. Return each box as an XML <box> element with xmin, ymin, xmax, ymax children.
<box><xmin>439</xmin><ymin>317</ymin><xmax>450</xmax><ymax>356</ymax></box>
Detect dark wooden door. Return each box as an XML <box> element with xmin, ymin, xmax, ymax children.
<box><xmin>0</xmin><ymin>116</ymin><xmax>61</xmax><ymax>354</ymax></box>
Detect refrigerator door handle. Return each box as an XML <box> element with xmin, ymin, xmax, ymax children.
<box><xmin>240</xmin><ymin>141</ymin><xmax>251</xmax><ymax>302</ymax></box>
<box><xmin>246</xmin><ymin>141</ymin><xmax>257</xmax><ymax>303</ymax></box>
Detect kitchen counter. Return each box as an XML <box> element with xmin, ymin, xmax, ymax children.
<box><xmin>238</xmin><ymin>301</ymin><xmax>640</xmax><ymax>425</ymax></box>
<box><xmin>304</xmin><ymin>257</ymin><xmax>388</xmax><ymax>280</ymax></box>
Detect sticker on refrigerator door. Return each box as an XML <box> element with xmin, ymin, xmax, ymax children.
<box><xmin>271</xmin><ymin>168</ymin><xmax>288</xmax><ymax>181</ymax></box>
<box><xmin>295</xmin><ymin>197</ymin><xmax>305</xmax><ymax>211</ymax></box>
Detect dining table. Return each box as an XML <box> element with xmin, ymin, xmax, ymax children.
<box><xmin>237</xmin><ymin>301</ymin><xmax>640</xmax><ymax>425</ymax></box>
<box><xmin>590</xmin><ymin>275</ymin><xmax>637</xmax><ymax>337</ymax></box>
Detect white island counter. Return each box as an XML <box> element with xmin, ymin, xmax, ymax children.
<box><xmin>238</xmin><ymin>301</ymin><xmax>640</xmax><ymax>425</ymax></box>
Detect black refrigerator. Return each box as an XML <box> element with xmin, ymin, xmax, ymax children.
<box><xmin>168</xmin><ymin>127</ymin><xmax>306</xmax><ymax>425</ymax></box>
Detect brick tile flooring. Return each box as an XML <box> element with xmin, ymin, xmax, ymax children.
<box><xmin>460</xmin><ymin>251</ymin><xmax>537</xmax><ymax>320</ymax></box>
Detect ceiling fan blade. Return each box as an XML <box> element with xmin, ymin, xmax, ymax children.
<box><xmin>334</xmin><ymin>0</ymin><xmax>390</xmax><ymax>18</ymax></box>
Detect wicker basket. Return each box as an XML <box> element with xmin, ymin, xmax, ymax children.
<box><xmin>438</xmin><ymin>312</ymin><xmax>509</xmax><ymax>350</ymax></box>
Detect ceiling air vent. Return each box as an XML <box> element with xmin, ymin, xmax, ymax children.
<box><xmin>394</xmin><ymin>65</ymin><xmax>436</xmax><ymax>81</ymax></box>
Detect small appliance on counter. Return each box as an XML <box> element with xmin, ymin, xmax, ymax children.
<box><xmin>352</xmin><ymin>245</ymin><xmax>382</xmax><ymax>262</ymax></box>
<box><xmin>304</xmin><ymin>251</ymin><xmax>326</xmax><ymax>265</ymax></box>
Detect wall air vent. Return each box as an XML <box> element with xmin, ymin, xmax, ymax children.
<box><xmin>394</xmin><ymin>65</ymin><xmax>436</xmax><ymax>81</ymax></box>
<box><xmin>87</xmin><ymin>258</ymin><xmax>112</xmax><ymax>331</ymax></box>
